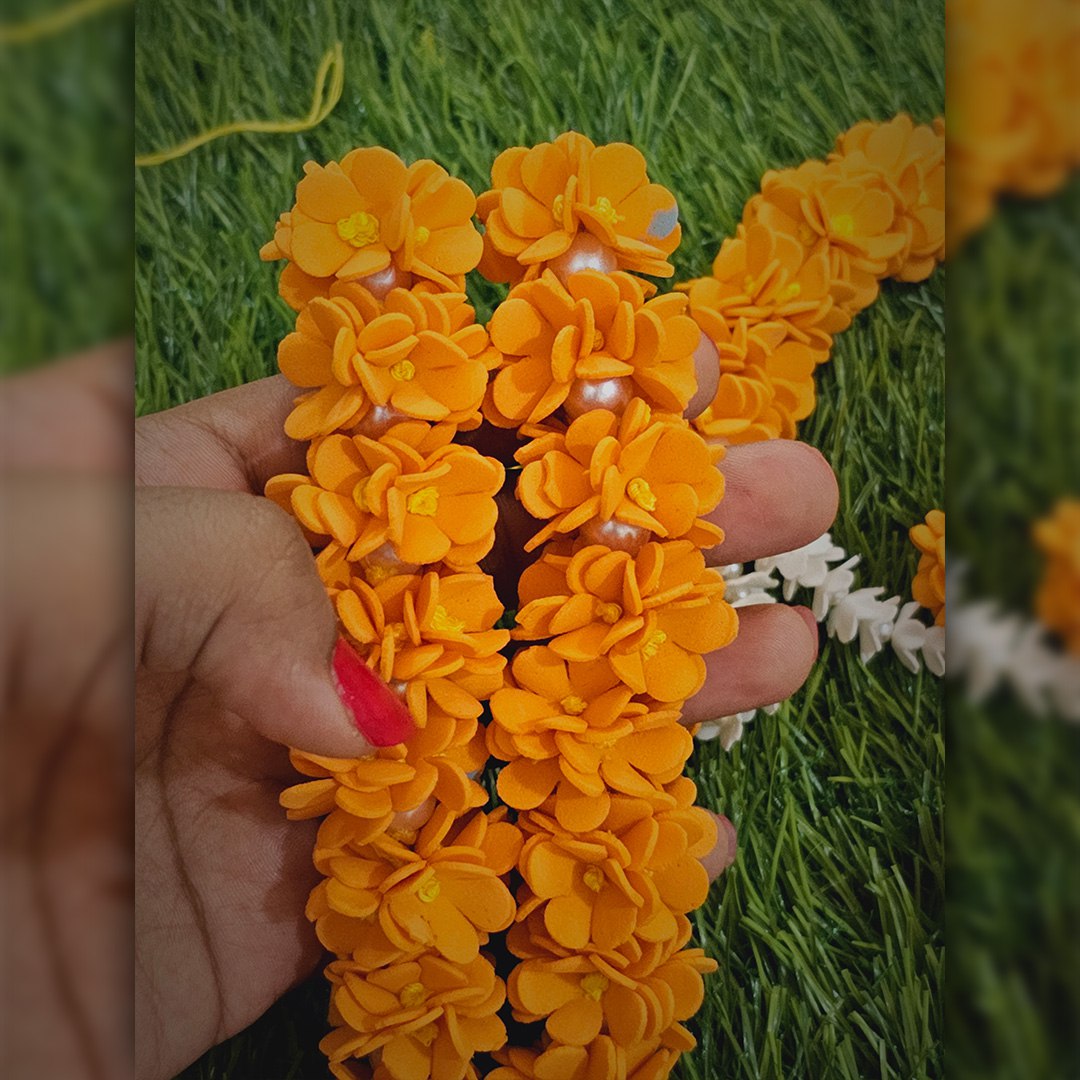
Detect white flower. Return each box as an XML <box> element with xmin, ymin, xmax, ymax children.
<box><xmin>891</xmin><ymin>601</ymin><xmax>928</xmax><ymax>673</ymax></box>
<box><xmin>811</xmin><ymin>555</ymin><xmax>862</xmax><ymax>621</ymax></box>
<box><xmin>922</xmin><ymin>625</ymin><xmax>946</xmax><ymax>677</ymax></box>
<box><xmin>723</xmin><ymin>568</ymin><xmax>779</xmax><ymax>608</ymax></box>
<box><xmin>827</xmin><ymin>587</ymin><xmax>900</xmax><ymax>662</ymax></box>
<box><xmin>756</xmin><ymin>533</ymin><xmax>849</xmax><ymax>601</ymax></box>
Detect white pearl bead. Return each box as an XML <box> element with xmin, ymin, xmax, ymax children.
<box><xmin>548</xmin><ymin>234</ymin><xmax>618</xmax><ymax>284</ymax></box>
<box><xmin>355</xmin><ymin>405</ymin><xmax>403</xmax><ymax>439</ymax></box>
<box><xmin>388</xmin><ymin>798</ymin><xmax>436</xmax><ymax>836</ymax></box>
<box><xmin>563</xmin><ymin>377</ymin><xmax>633</xmax><ymax>419</ymax></box>
<box><xmin>356</xmin><ymin>263</ymin><xmax>412</xmax><ymax>300</ymax></box>
<box><xmin>685</xmin><ymin>333</ymin><xmax>720</xmax><ymax>420</ymax></box>
<box><xmin>579</xmin><ymin>518</ymin><xmax>650</xmax><ymax>554</ymax></box>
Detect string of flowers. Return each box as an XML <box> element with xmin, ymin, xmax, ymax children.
<box><xmin>262</xmin><ymin>149</ymin><xmax>520</xmax><ymax>1080</ymax></box>
<box><xmin>259</xmin><ymin>117</ymin><xmax>954</xmax><ymax>1077</ymax></box>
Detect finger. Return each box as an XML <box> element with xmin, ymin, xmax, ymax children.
<box><xmin>706</xmin><ymin>440</ymin><xmax>838</xmax><ymax>565</ymax></box>
<box><xmin>682</xmin><ymin>604</ymin><xmax>819</xmax><ymax>723</ymax></box>
<box><xmin>135</xmin><ymin>487</ymin><xmax>413</xmax><ymax>757</ymax></box>
<box><xmin>1</xmin><ymin>338</ymin><xmax>132</xmax><ymax>474</ymax></box>
<box><xmin>699</xmin><ymin>811</ymin><xmax>738</xmax><ymax>883</ymax></box>
<box><xmin>135</xmin><ymin>375</ymin><xmax>305</xmax><ymax>492</ymax></box>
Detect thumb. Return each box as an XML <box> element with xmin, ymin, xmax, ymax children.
<box><xmin>135</xmin><ymin>486</ymin><xmax>413</xmax><ymax>757</ymax></box>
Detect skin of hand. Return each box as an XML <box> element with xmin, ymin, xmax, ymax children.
<box><xmin>3</xmin><ymin>342</ymin><xmax>839</xmax><ymax>1080</ymax></box>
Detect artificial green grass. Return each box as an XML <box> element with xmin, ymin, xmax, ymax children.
<box><xmin>1</xmin><ymin>0</ymin><xmax>133</xmax><ymax>372</ymax></box>
<box><xmin>135</xmin><ymin>1</ymin><xmax>945</xmax><ymax>1076</ymax></box>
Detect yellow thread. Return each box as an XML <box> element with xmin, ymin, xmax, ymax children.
<box><xmin>390</xmin><ymin>359</ymin><xmax>416</xmax><ymax>381</ymax></box>
<box><xmin>580</xmin><ymin>973</ymin><xmax>609</xmax><ymax>1001</ymax></box>
<box><xmin>831</xmin><ymin>213</ymin><xmax>855</xmax><ymax>238</ymax></box>
<box><xmin>417</xmin><ymin>877</ymin><xmax>441</xmax><ymax>903</ymax></box>
<box><xmin>430</xmin><ymin>605</ymin><xmax>464</xmax><ymax>633</ymax></box>
<box><xmin>560</xmin><ymin>694</ymin><xmax>588</xmax><ymax>716</ymax></box>
<box><xmin>779</xmin><ymin>282</ymin><xmax>801</xmax><ymax>301</ymax></box>
<box><xmin>414</xmin><ymin>225</ymin><xmax>431</xmax><ymax>246</ymax></box>
<box><xmin>135</xmin><ymin>41</ymin><xmax>344</xmax><ymax>167</ymax></box>
<box><xmin>591</xmin><ymin>196</ymin><xmax>623</xmax><ymax>226</ymax></box>
<box><xmin>406</xmin><ymin>487</ymin><xmax>439</xmax><ymax>516</ymax></box>
<box><xmin>552</xmin><ymin>194</ymin><xmax>565</xmax><ymax>222</ymax></box>
<box><xmin>399</xmin><ymin>982</ymin><xmax>426</xmax><ymax>1007</ymax></box>
<box><xmin>626</xmin><ymin>477</ymin><xmax>657</xmax><ymax>512</ymax></box>
<box><xmin>337</xmin><ymin>210</ymin><xmax>380</xmax><ymax>248</ymax></box>
<box><xmin>641</xmin><ymin>630</ymin><xmax>667</xmax><ymax>660</ymax></box>
<box><xmin>583</xmin><ymin>866</ymin><xmax>604</xmax><ymax>892</ymax></box>
<box><xmin>596</xmin><ymin>601</ymin><xmax>622</xmax><ymax>625</ymax></box>
<box><xmin>0</xmin><ymin>0</ymin><xmax>128</xmax><ymax>46</ymax></box>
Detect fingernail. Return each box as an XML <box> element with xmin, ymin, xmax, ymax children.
<box><xmin>792</xmin><ymin>605</ymin><xmax>820</xmax><ymax>659</ymax></box>
<box><xmin>332</xmin><ymin>638</ymin><xmax>414</xmax><ymax>746</ymax></box>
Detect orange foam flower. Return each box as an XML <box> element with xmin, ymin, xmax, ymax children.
<box><xmin>312</xmin><ymin>806</ymin><xmax>519</xmax><ymax>968</ymax></box>
<box><xmin>515</xmin><ymin>399</ymin><xmax>725</xmax><ymax>552</ymax></box>
<box><xmin>477</xmin><ymin>132</ymin><xmax>681</xmax><ymax>284</ymax></box>
<box><xmin>699</xmin><ymin>220</ymin><xmax>844</xmax><ymax>349</ymax></box>
<box><xmin>489</xmin><ymin>646</ymin><xmax>695</xmax><ymax>831</ymax></box>
<box><xmin>832</xmin><ymin>114</ymin><xmax>946</xmax><ymax>282</ymax></box>
<box><xmin>507</xmin><ymin>947</ymin><xmax>716</xmax><ymax>1049</ymax></box>
<box><xmin>1033</xmin><ymin>498</ymin><xmax>1080</xmax><ymax>655</ymax></box>
<box><xmin>685</xmin><ymin>279</ymin><xmax>819</xmax><ymax>443</ymax></box>
<box><xmin>746</xmin><ymin>158</ymin><xmax>907</xmax><ymax>315</ymax></box>
<box><xmin>281</xmin><ymin>704</ymin><xmax>488</xmax><ymax>838</ymax></box>
<box><xmin>486</xmin><ymin>269</ymin><xmax>700</xmax><ymax>424</ymax></box>
<box><xmin>322</xmin><ymin>567</ymin><xmax>509</xmax><ymax>728</ymax></box>
<box><xmin>265</xmin><ymin>422</ymin><xmax>504</xmax><ymax>569</ymax></box>
<box><xmin>260</xmin><ymin>147</ymin><xmax>483</xmax><ymax>294</ymax></box>
<box><xmin>488</xmin><ymin>1030</ymin><xmax>697</xmax><ymax>1080</ymax></box>
<box><xmin>278</xmin><ymin>282</ymin><xmax>496</xmax><ymax>440</ymax></box>
<box><xmin>910</xmin><ymin>509</ymin><xmax>946</xmax><ymax>627</ymax></box>
<box><xmin>513</xmin><ymin>811</ymin><xmax>714</xmax><ymax>953</ymax></box>
<box><xmin>514</xmin><ymin>541</ymin><xmax>736</xmax><ymax>699</ymax></box>
<box><xmin>321</xmin><ymin>951</ymin><xmax>506</xmax><ymax>1079</ymax></box>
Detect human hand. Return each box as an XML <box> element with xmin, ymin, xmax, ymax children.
<box><xmin>133</xmin><ymin>373</ymin><xmax>836</xmax><ymax>1078</ymax></box>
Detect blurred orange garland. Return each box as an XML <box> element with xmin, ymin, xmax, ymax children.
<box><xmin>262</xmin><ymin>120</ymin><xmax>946</xmax><ymax>1078</ymax></box>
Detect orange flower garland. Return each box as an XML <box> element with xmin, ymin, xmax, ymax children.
<box><xmin>1033</xmin><ymin>498</ymin><xmax>1080</xmax><ymax>655</ymax></box>
<box><xmin>262</xmin><ymin>120</ymin><xmax>946</xmax><ymax>1078</ymax></box>
<box><xmin>910</xmin><ymin>509</ymin><xmax>946</xmax><ymax>627</ymax></box>
<box><xmin>680</xmin><ymin>114</ymin><xmax>946</xmax><ymax>445</ymax></box>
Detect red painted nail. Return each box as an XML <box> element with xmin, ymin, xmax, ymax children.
<box><xmin>332</xmin><ymin>638</ymin><xmax>414</xmax><ymax>747</ymax></box>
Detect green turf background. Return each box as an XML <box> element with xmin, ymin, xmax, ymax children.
<box><xmin>136</xmin><ymin>1</ymin><xmax>946</xmax><ymax>1076</ymax></box>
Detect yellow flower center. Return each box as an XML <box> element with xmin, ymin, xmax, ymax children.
<box><xmin>430</xmin><ymin>605</ymin><xmax>464</xmax><ymax>634</ymax></box>
<box><xmin>580</xmin><ymin>973</ymin><xmax>609</xmax><ymax>1001</ymax></box>
<box><xmin>406</xmin><ymin>486</ymin><xmax>440</xmax><ymax>516</ymax></box>
<box><xmin>641</xmin><ymin>630</ymin><xmax>667</xmax><ymax>660</ymax></box>
<box><xmin>583</xmin><ymin>866</ymin><xmax>604</xmax><ymax>892</ymax></box>
<box><xmin>552</xmin><ymin>193</ymin><xmax>565</xmax><ymax>222</ymax></box>
<box><xmin>390</xmin><ymin>359</ymin><xmax>416</xmax><ymax>381</ymax></box>
<box><xmin>399</xmin><ymin>982</ymin><xmax>427</xmax><ymax>1008</ymax></box>
<box><xmin>415</xmin><ymin>225</ymin><xmax>431</xmax><ymax>246</ymax></box>
<box><xmin>417</xmin><ymin>877</ymin><xmax>441</xmax><ymax>903</ymax></box>
<box><xmin>743</xmin><ymin>274</ymin><xmax>756</xmax><ymax>293</ymax></box>
<box><xmin>831</xmin><ymin>213</ymin><xmax>855</xmax><ymax>238</ymax></box>
<box><xmin>779</xmin><ymin>282</ymin><xmax>801</xmax><ymax>301</ymax></box>
<box><xmin>337</xmin><ymin>210</ymin><xmax>380</xmax><ymax>248</ymax></box>
<box><xmin>626</xmin><ymin>477</ymin><xmax>657</xmax><ymax>512</ymax></box>
<box><xmin>364</xmin><ymin>562</ymin><xmax>395</xmax><ymax>585</ymax></box>
<box><xmin>596</xmin><ymin>601</ymin><xmax>623</xmax><ymax>625</ymax></box>
<box><xmin>592</xmin><ymin>329</ymin><xmax>605</xmax><ymax>351</ymax></box>
<box><xmin>797</xmin><ymin>222</ymin><xmax>817</xmax><ymax>246</ymax></box>
<box><xmin>591</xmin><ymin>196</ymin><xmax>624</xmax><ymax>226</ymax></box>
<box><xmin>560</xmin><ymin>694</ymin><xmax>588</xmax><ymax>716</ymax></box>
